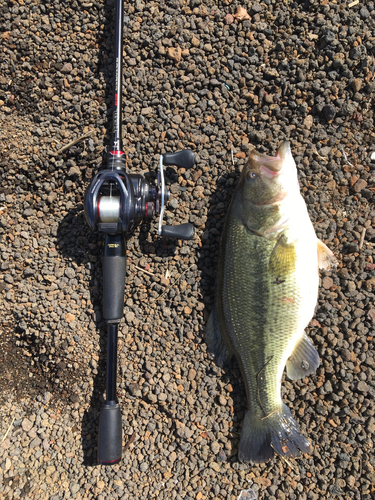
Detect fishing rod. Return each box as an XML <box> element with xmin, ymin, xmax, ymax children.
<box><xmin>83</xmin><ymin>0</ymin><xmax>195</xmax><ymax>465</ymax></box>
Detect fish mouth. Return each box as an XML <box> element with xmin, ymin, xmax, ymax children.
<box><xmin>251</xmin><ymin>141</ymin><xmax>291</xmax><ymax>175</ymax></box>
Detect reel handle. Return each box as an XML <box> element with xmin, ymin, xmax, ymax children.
<box><xmin>158</xmin><ymin>149</ymin><xmax>195</xmax><ymax>239</ymax></box>
<box><xmin>163</xmin><ymin>149</ymin><xmax>195</xmax><ymax>169</ymax></box>
<box><xmin>161</xmin><ymin>223</ymin><xmax>195</xmax><ymax>240</ymax></box>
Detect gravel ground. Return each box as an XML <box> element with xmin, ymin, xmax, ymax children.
<box><xmin>1</xmin><ymin>0</ymin><xmax>375</xmax><ymax>499</ymax></box>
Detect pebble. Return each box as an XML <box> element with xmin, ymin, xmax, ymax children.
<box><xmin>21</xmin><ymin>418</ymin><xmax>33</xmax><ymax>432</ymax></box>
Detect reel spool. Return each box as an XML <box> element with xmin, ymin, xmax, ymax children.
<box><xmin>98</xmin><ymin>196</ymin><xmax>121</xmax><ymax>223</ymax></box>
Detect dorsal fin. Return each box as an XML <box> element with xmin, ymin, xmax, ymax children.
<box><xmin>317</xmin><ymin>239</ymin><xmax>338</xmax><ymax>270</ymax></box>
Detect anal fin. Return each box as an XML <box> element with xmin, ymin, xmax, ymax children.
<box><xmin>205</xmin><ymin>304</ymin><xmax>232</xmax><ymax>368</ymax></box>
<box><xmin>286</xmin><ymin>332</ymin><xmax>320</xmax><ymax>380</ymax></box>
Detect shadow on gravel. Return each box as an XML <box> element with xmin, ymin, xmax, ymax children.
<box><xmin>55</xmin><ymin>206</ymin><xmax>105</xmax><ymax>466</ymax></box>
<box><xmin>196</xmin><ymin>167</ymin><xmax>252</xmax><ymax>462</ymax></box>
<box><xmin>54</xmin><ymin>0</ymin><xmax>119</xmax><ymax>466</ymax></box>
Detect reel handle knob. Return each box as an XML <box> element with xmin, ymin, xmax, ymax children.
<box><xmin>161</xmin><ymin>223</ymin><xmax>194</xmax><ymax>240</ymax></box>
<box><xmin>163</xmin><ymin>150</ymin><xmax>195</xmax><ymax>169</ymax></box>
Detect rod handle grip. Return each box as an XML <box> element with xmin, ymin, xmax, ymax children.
<box><xmin>102</xmin><ymin>235</ymin><xmax>126</xmax><ymax>321</ymax></box>
<box><xmin>98</xmin><ymin>403</ymin><xmax>122</xmax><ymax>465</ymax></box>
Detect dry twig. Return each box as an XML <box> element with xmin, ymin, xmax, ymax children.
<box><xmin>54</xmin><ymin>130</ymin><xmax>94</xmax><ymax>155</ymax></box>
<box><xmin>153</xmin><ymin>264</ymin><xmax>195</xmax><ymax>302</ymax></box>
<box><xmin>359</xmin><ymin>227</ymin><xmax>367</xmax><ymax>250</ymax></box>
<box><xmin>134</xmin><ymin>265</ymin><xmax>154</xmax><ymax>277</ymax></box>
<box><xmin>123</xmin><ymin>431</ymin><xmax>137</xmax><ymax>452</ymax></box>
<box><xmin>1</xmin><ymin>417</ymin><xmax>15</xmax><ymax>443</ymax></box>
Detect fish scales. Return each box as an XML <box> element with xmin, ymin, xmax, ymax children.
<box><xmin>218</xmin><ymin>205</ymin><xmax>317</xmax><ymax>414</ymax></box>
<box><xmin>206</xmin><ymin>141</ymin><xmax>337</xmax><ymax>463</ymax></box>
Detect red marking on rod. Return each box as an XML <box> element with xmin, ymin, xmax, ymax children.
<box><xmin>115</xmin><ymin>93</ymin><xmax>118</xmax><ymax>106</ymax></box>
<box><xmin>110</xmin><ymin>151</ymin><xmax>125</xmax><ymax>156</ymax></box>
<box><xmin>100</xmin><ymin>458</ymin><xmax>121</xmax><ymax>464</ymax></box>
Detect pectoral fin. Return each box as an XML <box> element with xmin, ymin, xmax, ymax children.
<box><xmin>205</xmin><ymin>304</ymin><xmax>232</xmax><ymax>368</ymax></box>
<box><xmin>286</xmin><ymin>332</ymin><xmax>320</xmax><ymax>380</ymax></box>
<box><xmin>317</xmin><ymin>239</ymin><xmax>338</xmax><ymax>270</ymax></box>
<box><xmin>269</xmin><ymin>234</ymin><xmax>297</xmax><ymax>280</ymax></box>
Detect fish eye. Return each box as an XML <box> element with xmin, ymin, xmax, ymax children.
<box><xmin>246</xmin><ymin>171</ymin><xmax>257</xmax><ymax>181</ymax></box>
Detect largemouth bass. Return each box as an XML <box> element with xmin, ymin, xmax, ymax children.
<box><xmin>206</xmin><ymin>141</ymin><xmax>337</xmax><ymax>463</ymax></box>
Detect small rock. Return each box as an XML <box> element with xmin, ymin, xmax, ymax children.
<box><xmin>303</xmin><ymin>115</ymin><xmax>314</xmax><ymax>130</ymax></box>
<box><xmin>1</xmin><ymin>438</ymin><xmax>11</xmax><ymax>450</ymax></box>
<box><xmin>22</xmin><ymin>418</ymin><xmax>33</xmax><ymax>432</ymax></box>
<box><xmin>65</xmin><ymin>313</ymin><xmax>75</xmax><ymax>323</ymax></box>
<box><xmin>3</xmin><ymin>458</ymin><xmax>11</xmax><ymax>471</ymax></box>
<box><xmin>23</xmin><ymin>208</ymin><xmax>34</xmax><ymax>217</ymax></box>
<box><xmin>44</xmin><ymin>392</ymin><xmax>52</xmax><ymax>403</ymax></box>
<box><xmin>65</xmin><ymin>268</ymin><xmax>76</xmax><ymax>279</ymax></box>
<box><xmin>347</xmin><ymin>475</ymin><xmax>356</xmax><ymax>488</ymax></box>
<box><xmin>211</xmin><ymin>441</ymin><xmax>220</xmax><ymax>454</ymax></box>
<box><xmin>139</xmin><ymin>462</ymin><xmax>149</xmax><ymax>472</ymax></box>
<box><xmin>224</xmin><ymin>13</ymin><xmax>234</xmax><ymax>24</ymax></box>
<box><xmin>128</xmin><ymin>382</ymin><xmax>141</xmax><ymax>397</ymax></box>
<box><xmin>61</xmin><ymin>62</ymin><xmax>73</xmax><ymax>73</ymax></box>
<box><xmin>29</xmin><ymin>436</ymin><xmax>42</xmax><ymax>448</ymax></box>
<box><xmin>68</xmin><ymin>165</ymin><xmax>81</xmax><ymax>177</ymax></box>
<box><xmin>322</xmin><ymin>276</ymin><xmax>334</xmax><ymax>289</ymax></box>
<box><xmin>218</xmin><ymin>395</ymin><xmax>226</xmax><ymax>406</ymax></box>
<box><xmin>176</xmin><ymin>425</ymin><xmax>194</xmax><ymax>439</ymax></box>
<box><xmin>323</xmin><ymin>104</ymin><xmax>336</xmax><ymax>121</ymax></box>
<box><xmin>191</xmin><ymin>36</ymin><xmax>200</xmax><ymax>47</ymax></box>
<box><xmin>166</xmin><ymin>46</ymin><xmax>182</xmax><ymax>64</ymax></box>
<box><xmin>169</xmin><ymin>198</ymin><xmax>178</xmax><ymax>209</ymax></box>
<box><xmin>125</xmin><ymin>311</ymin><xmax>135</xmax><ymax>323</ymax></box>
<box><xmin>352</xmin><ymin>179</ymin><xmax>368</xmax><ymax>193</ymax></box>
<box><xmin>70</xmin><ymin>482</ymin><xmax>80</xmax><ymax>495</ymax></box>
<box><xmin>210</xmin><ymin>462</ymin><xmax>220</xmax><ymax>472</ymax></box>
<box><xmin>352</xmin><ymin>78</ymin><xmax>362</xmax><ymax>92</ymax></box>
<box><xmin>357</xmin><ymin>381</ymin><xmax>368</xmax><ymax>393</ymax></box>
<box><xmin>233</xmin><ymin>6</ymin><xmax>251</xmax><ymax>21</ymax></box>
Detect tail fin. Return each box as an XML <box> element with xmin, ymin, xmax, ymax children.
<box><xmin>238</xmin><ymin>404</ymin><xmax>312</xmax><ymax>463</ymax></box>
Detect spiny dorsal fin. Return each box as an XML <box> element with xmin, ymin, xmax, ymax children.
<box><xmin>286</xmin><ymin>332</ymin><xmax>320</xmax><ymax>380</ymax></box>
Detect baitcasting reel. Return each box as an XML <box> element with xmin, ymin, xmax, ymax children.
<box><xmin>84</xmin><ymin>149</ymin><xmax>195</xmax><ymax>240</ymax></box>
